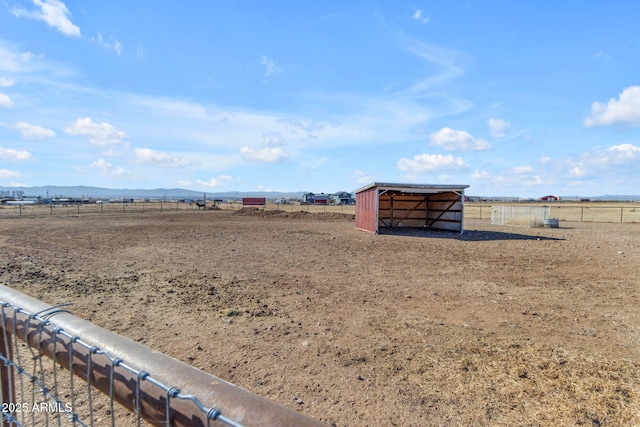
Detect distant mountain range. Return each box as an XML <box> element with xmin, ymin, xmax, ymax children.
<box><xmin>562</xmin><ymin>195</ymin><xmax>640</xmax><ymax>201</ymax></box>
<box><xmin>1</xmin><ymin>185</ymin><xmax>639</xmax><ymax>201</ymax></box>
<box><xmin>0</xmin><ymin>185</ymin><xmax>309</xmax><ymax>200</ymax></box>
<box><xmin>469</xmin><ymin>194</ymin><xmax>640</xmax><ymax>202</ymax></box>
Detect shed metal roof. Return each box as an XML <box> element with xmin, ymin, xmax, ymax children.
<box><xmin>354</xmin><ymin>182</ymin><xmax>469</xmax><ymax>194</ymax></box>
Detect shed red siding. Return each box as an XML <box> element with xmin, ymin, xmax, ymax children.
<box><xmin>355</xmin><ymin>187</ymin><xmax>378</xmax><ymax>233</ymax></box>
<box><xmin>355</xmin><ymin>182</ymin><xmax>469</xmax><ymax>234</ymax></box>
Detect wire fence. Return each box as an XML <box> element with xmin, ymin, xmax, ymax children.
<box><xmin>3</xmin><ymin>201</ymin><xmax>640</xmax><ymax>224</ymax></box>
<box><xmin>0</xmin><ymin>201</ymin><xmax>196</xmax><ymax>218</ymax></box>
<box><xmin>464</xmin><ymin>204</ymin><xmax>640</xmax><ymax>224</ymax></box>
<box><xmin>0</xmin><ymin>285</ymin><xmax>324</xmax><ymax>427</ymax></box>
<box><xmin>0</xmin><ymin>201</ymin><xmax>357</xmax><ymax>219</ymax></box>
<box><xmin>490</xmin><ymin>205</ymin><xmax>552</xmax><ymax>228</ymax></box>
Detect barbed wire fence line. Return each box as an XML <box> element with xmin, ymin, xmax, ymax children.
<box><xmin>3</xmin><ymin>201</ymin><xmax>640</xmax><ymax>223</ymax></box>
<box><xmin>0</xmin><ymin>201</ymin><xmax>358</xmax><ymax>219</ymax></box>
<box><xmin>0</xmin><ymin>285</ymin><xmax>325</xmax><ymax>427</ymax></box>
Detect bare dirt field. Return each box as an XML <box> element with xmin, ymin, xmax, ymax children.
<box><xmin>1</xmin><ymin>209</ymin><xmax>639</xmax><ymax>426</ymax></box>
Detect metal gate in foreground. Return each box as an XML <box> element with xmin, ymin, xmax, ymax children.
<box><xmin>0</xmin><ymin>285</ymin><xmax>324</xmax><ymax>427</ymax></box>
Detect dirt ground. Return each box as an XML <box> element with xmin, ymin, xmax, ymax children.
<box><xmin>1</xmin><ymin>208</ymin><xmax>639</xmax><ymax>426</ymax></box>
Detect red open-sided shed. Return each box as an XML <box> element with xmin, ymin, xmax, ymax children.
<box><xmin>355</xmin><ymin>182</ymin><xmax>470</xmax><ymax>234</ymax></box>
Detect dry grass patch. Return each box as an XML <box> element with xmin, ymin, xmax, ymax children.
<box><xmin>412</xmin><ymin>339</ymin><xmax>640</xmax><ymax>425</ymax></box>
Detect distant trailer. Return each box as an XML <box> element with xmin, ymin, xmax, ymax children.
<box><xmin>354</xmin><ymin>182</ymin><xmax>469</xmax><ymax>234</ymax></box>
<box><xmin>313</xmin><ymin>196</ymin><xmax>329</xmax><ymax>205</ymax></box>
<box><xmin>242</xmin><ymin>197</ymin><xmax>266</xmax><ymax>206</ymax></box>
<box><xmin>3</xmin><ymin>200</ymin><xmax>37</xmax><ymax>206</ymax></box>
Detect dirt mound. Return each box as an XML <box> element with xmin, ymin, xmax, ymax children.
<box><xmin>234</xmin><ymin>207</ymin><xmax>354</xmax><ymax>221</ymax></box>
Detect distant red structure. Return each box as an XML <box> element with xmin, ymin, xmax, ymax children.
<box><xmin>242</xmin><ymin>197</ymin><xmax>266</xmax><ymax>206</ymax></box>
<box><xmin>313</xmin><ymin>195</ymin><xmax>329</xmax><ymax>205</ymax></box>
<box><xmin>539</xmin><ymin>195</ymin><xmax>559</xmax><ymax>202</ymax></box>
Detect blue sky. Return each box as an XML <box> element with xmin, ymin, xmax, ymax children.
<box><xmin>1</xmin><ymin>1</ymin><xmax>639</xmax><ymax>197</ymax></box>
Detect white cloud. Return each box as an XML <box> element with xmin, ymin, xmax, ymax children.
<box><xmin>101</xmin><ymin>148</ymin><xmax>123</xmax><ymax>157</ymax></box>
<box><xmin>511</xmin><ymin>165</ymin><xmax>533</xmax><ymax>174</ymax></box>
<box><xmin>471</xmin><ymin>170</ymin><xmax>490</xmax><ymax>179</ymax></box>
<box><xmin>558</xmin><ymin>143</ymin><xmax>640</xmax><ymax>179</ymax></box>
<box><xmin>196</xmin><ymin>175</ymin><xmax>233</xmax><ymax>188</ymax></box>
<box><xmin>488</xmin><ymin>118</ymin><xmax>510</xmax><ymax>137</ymax></box>
<box><xmin>0</xmin><ymin>169</ymin><xmax>22</xmax><ymax>178</ymax></box>
<box><xmin>126</xmin><ymin>82</ymin><xmax>452</xmax><ymax>154</ymax></box>
<box><xmin>584</xmin><ymin>86</ymin><xmax>640</xmax><ymax>127</ymax></box>
<box><xmin>89</xmin><ymin>159</ymin><xmax>129</xmax><ymax>177</ymax></box>
<box><xmin>397</xmin><ymin>153</ymin><xmax>468</xmax><ymax>173</ymax></box>
<box><xmin>0</xmin><ymin>93</ymin><xmax>14</xmax><ymax>108</ymax></box>
<box><xmin>65</xmin><ymin>117</ymin><xmax>126</xmax><ymax>146</ymax></box>
<box><xmin>131</xmin><ymin>96</ymin><xmax>210</xmax><ymax>119</ymax></box>
<box><xmin>411</xmin><ymin>8</ymin><xmax>430</xmax><ymax>24</ymax></box>
<box><xmin>0</xmin><ymin>147</ymin><xmax>32</xmax><ymax>161</ymax></box>
<box><xmin>277</xmin><ymin>118</ymin><xmax>326</xmax><ymax>135</ymax></box>
<box><xmin>12</xmin><ymin>0</ymin><xmax>81</xmax><ymax>37</ymax></box>
<box><xmin>15</xmin><ymin>121</ymin><xmax>55</xmax><ymax>139</ymax></box>
<box><xmin>539</xmin><ymin>156</ymin><xmax>552</xmax><ymax>164</ymax></box>
<box><xmin>114</xmin><ymin>40</ymin><xmax>122</xmax><ymax>56</ymax></box>
<box><xmin>525</xmin><ymin>176</ymin><xmax>544</xmax><ymax>186</ymax></box>
<box><xmin>430</xmin><ymin>127</ymin><xmax>490</xmax><ymax>151</ymax></box>
<box><xmin>0</xmin><ymin>42</ymin><xmax>45</xmax><ymax>74</ymax></box>
<box><xmin>134</xmin><ymin>148</ymin><xmax>191</xmax><ymax>167</ymax></box>
<box><xmin>396</xmin><ymin>40</ymin><xmax>466</xmax><ymax>98</ymax></box>
<box><xmin>240</xmin><ymin>132</ymin><xmax>290</xmax><ymax>162</ymax></box>
<box><xmin>260</xmin><ymin>55</ymin><xmax>282</xmax><ymax>78</ymax></box>
<box><xmin>240</xmin><ymin>146</ymin><xmax>289</xmax><ymax>163</ymax></box>
<box><xmin>569</xmin><ymin>164</ymin><xmax>588</xmax><ymax>177</ymax></box>
<box><xmin>352</xmin><ymin>170</ymin><xmax>374</xmax><ymax>184</ymax></box>
<box><xmin>90</xmin><ymin>33</ymin><xmax>122</xmax><ymax>55</ymax></box>
<box><xmin>608</xmin><ymin>143</ymin><xmax>640</xmax><ymax>159</ymax></box>
<box><xmin>582</xmin><ymin>143</ymin><xmax>639</xmax><ymax>168</ymax></box>
<box><xmin>591</xmin><ymin>52</ymin><xmax>612</xmax><ymax>60</ymax></box>
<box><xmin>487</xmin><ymin>170</ymin><xmax>550</xmax><ymax>188</ymax></box>
<box><xmin>0</xmin><ymin>78</ymin><xmax>14</xmax><ymax>87</ymax></box>
<box><xmin>301</xmin><ymin>157</ymin><xmax>328</xmax><ymax>170</ymax></box>
<box><xmin>261</xmin><ymin>132</ymin><xmax>286</xmax><ymax>147</ymax></box>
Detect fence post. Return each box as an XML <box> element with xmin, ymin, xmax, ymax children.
<box><xmin>0</xmin><ymin>324</ymin><xmax>15</xmax><ymax>427</ymax></box>
<box><xmin>621</xmin><ymin>207</ymin><xmax>624</xmax><ymax>223</ymax></box>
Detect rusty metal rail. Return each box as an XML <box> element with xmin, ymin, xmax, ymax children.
<box><xmin>0</xmin><ymin>285</ymin><xmax>325</xmax><ymax>427</ymax></box>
